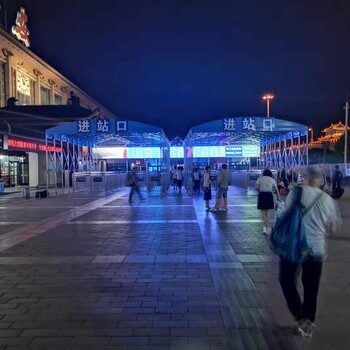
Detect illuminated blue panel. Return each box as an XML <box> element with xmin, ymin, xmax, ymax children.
<box><xmin>242</xmin><ymin>144</ymin><xmax>259</xmax><ymax>157</ymax></box>
<box><xmin>225</xmin><ymin>146</ymin><xmax>242</xmax><ymax>157</ymax></box>
<box><xmin>170</xmin><ymin>146</ymin><xmax>184</xmax><ymax>158</ymax></box>
<box><xmin>193</xmin><ymin>146</ymin><xmax>225</xmax><ymax>158</ymax></box>
<box><xmin>93</xmin><ymin>147</ymin><xmax>126</xmax><ymax>159</ymax></box>
<box><xmin>127</xmin><ymin>147</ymin><xmax>161</xmax><ymax>159</ymax></box>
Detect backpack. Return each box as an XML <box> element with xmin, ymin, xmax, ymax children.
<box><xmin>334</xmin><ymin>170</ymin><xmax>343</xmax><ymax>182</ymax></box>
<box><xmin>270</xmin><ymin>186</ymin><xmax>321</xmax><ymax>264</ymax></box>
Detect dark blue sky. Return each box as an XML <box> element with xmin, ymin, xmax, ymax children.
<box><xmin>9</xmin><ymin>0</ymin><xmax>350</xmax><ymax>138</ymax></box>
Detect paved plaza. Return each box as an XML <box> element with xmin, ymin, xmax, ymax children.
<box><xmin>0</xmin><ymin>186</ymin><xmax>348</xmax><ymax>350</ymax></box>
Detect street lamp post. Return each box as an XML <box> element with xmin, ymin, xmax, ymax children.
<box><xmin>344</xmin><ymin>99</ymin><xmax>349</xmax><ymax>174</ymax></box>
<box><xmin>308</xmin><ymin>128</ymin><xmax>314</xmax><ymax>143</ymax></box>
<box><xmin>262</xmin><ymin>94</ymin><xmax>274</xmax><ymax>117</ymax></box>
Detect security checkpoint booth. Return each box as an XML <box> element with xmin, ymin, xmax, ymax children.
<box><xmin>45</xmin><ymin>119</ymin><xmax>170</xmax><ymax>196</ymax></box>
<box><xmin>183</xmin><ymin>116</ymin><xmax>308</xmax><ymax>191</ymax></box>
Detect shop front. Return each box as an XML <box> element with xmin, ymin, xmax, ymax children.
<box><xmin>0</xmin><ymin>150</ymin><xmax>29</xmax><ymax>187</ymax></box>
<box><xmin>1</xmin><ymin>135</ymin><xmax>62</xmax><ymax>187</ymax></box>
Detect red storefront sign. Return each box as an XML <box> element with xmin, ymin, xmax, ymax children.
<box><xmin>8</xmin><ymin>139</ymin><xmax>62</xmax><ymax>153</ymax></box>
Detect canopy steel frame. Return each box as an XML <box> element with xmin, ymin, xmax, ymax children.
<box><xmin>260</xmin><ymin>131</ymin><xmax>308</xmax><ymax>180</ymax></box>
<box><xmin>45</xmin><ymin>136</ymin><xmax>96</xmax><ymax>194</ymax></box>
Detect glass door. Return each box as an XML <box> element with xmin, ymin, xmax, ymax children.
<box><xmin>9</xmin><ymin>161</ymin><xmax>19</xmax><ymax>186</ymax></box>
<box><xmin>19</xmin><ymin>163</ymin><xmax>29</xmax><ymax>185</ymax></box>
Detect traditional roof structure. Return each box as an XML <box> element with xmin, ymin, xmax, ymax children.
<box><xmin>322</xmin><ymin>121</ymin><xmax>349</xmax><ymax>134</ymax></box>
<box><xmin>310</xmin><ymin>121</ymin><xmax>349</xmax><ymax>145</ymax></box>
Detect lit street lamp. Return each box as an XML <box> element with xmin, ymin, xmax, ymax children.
<box><xmin>308</xmin><ymin>127</ymin><xmax>314</xmax><ymax>143</ymax></box>
<box><xmin>262</xmin><ymin>94</ymin><xmax>274</xmax><ymax>117</ymax></box>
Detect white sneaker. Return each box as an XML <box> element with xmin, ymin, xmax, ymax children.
<box><xmin>209</xmin><ymin>208</ymin><xmax>217</xmax><ymax>212</ymax></box>
<box><xmin>222</xmin><ymin>208</ymin><xmax>227</xmax><ymax>212</ymax></box>
<box><xmin>262</xmin><ymin>227</ymin><xmax>267</xmax><ymax>234</ymax></box>
<box><xmin>297</xmin><ymin>319</ymin><xmax>318</xmax><ymax>338</ymax></box>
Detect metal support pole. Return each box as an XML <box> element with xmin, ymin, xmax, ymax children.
<box><xmin>45</xmin><ymin>136</ymin><xmax>49</xmax><ymax>193</ymax></box>
<box><xmin>298</xmin><ymin>135</ymin><xmax>301</xmax><ymax>172</ymax></box>
<box><xmin>67</xmin><ymin>141</ymin><xmax>71</xmax><ymax>190</ymax></box>
<box><xmin>344</xmin><ymin>100</ymin><xmax>349</xmax><ymax>173</ymax></box>
<box><xmin>72</xmin><ymin>143</ymin><xmax>75</xmax><ymax>172</ymax></box>
<box><xmin>61</xmin><ymin>140</ymin><xmax>64</xmax><ymax>194</ymax></box>
<box><xmin>306</xmin><ymin>133</ymin><xmax>309</xmax><ymax>166</ymax></box>
<box><xmin>54</xmin><ymin>139</ymin><xmax>57</xmax><ymax>196</ymax></box>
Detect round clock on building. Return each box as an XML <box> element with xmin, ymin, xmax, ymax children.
<box><xmin>16</xmin><ymin>71</ymin><xmax>31</xmax><ymax>96</ymax></box>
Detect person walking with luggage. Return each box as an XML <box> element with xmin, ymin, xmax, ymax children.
<box><xmin>255</xmin><ymin>169</ymin><xmax>280</xmax><ymax>235</ymax></box>
<box><xmin>210</xmin><ymin>164</ymin><xmax>231</xmax><ymax>212</ymax></box>
<box><xmin>278</xmin><ymin>165</ymin><xmax>341</xmax><ymax>337</ymax></box>
<box><xmin>128</xmin><ymin>168</ymin><xmax>143</xmax><ymax>204</ymax></box>
<box><xmin>203</xmin><ymin>165</ymin><xmax>212</xmax><ymax>210</ymax></box>
<box><xmin>332</xmin><ymin>165</ymin><xmax>343</xmax><ymax>195</ymax></box>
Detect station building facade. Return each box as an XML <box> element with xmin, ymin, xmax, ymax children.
<box><xmin>0</xmin><ymin>22</ymin><xmax>115</xmax><ymax>187</ymax></box>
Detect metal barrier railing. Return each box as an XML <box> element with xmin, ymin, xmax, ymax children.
<box><xmin>132</xmin><ymin>171</ymin><xmax>170</xmax><ymax>196</ymax></box>
<box><xmin>72</xmin><ymin>171</ymin><xmax>170</xmax><ymax>196</ymax></box>
<box><xmin>72</xmin><ymin>172</ymin><xmax>127</xmax><ymax>193</ymax></box>
<box><xmin>230</xmin><ymin>171</ymin><xmax>261</xmax><ymax>190</ymax></box>
<box><xmin>230</xmin><ymin>170</ymin><xmax>278</xmax><ymax>190</ymax></box>
<box><xmin>161</xmin><ymin>172</ymin><xmax>171</xmax><ymax>196</ymax></box>
<box><xmin>72</xmin><ymin>173</ymin><xmax>91</xmax><ymax>192</ymax></box>
<box><xmin>230</xmin><ymin>171</ymin><xmax>249</xmax><ymax>190</ymax></box>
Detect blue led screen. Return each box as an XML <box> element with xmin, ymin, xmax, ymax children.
<box><xmin>170</xmin><ymin>147</ymin><xmax>184</xmax><ymax>158</ymax></box>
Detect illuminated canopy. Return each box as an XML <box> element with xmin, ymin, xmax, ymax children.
<box><xmin>45</xmin><ymin>119</ymin><xmax>169</xmax><ymax>147</ymax></box>
<box><xmin>185</xmin><ymin>117</ymin><xmax>308</xmax><ymax>146</ymax></box>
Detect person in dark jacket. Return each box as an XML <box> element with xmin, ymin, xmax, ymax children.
<box><xmin>332</xmin><ymin>165</ymin><xmax>343</xmax><ymax>194</ymax></box>
<box><xmin>128</xmin><ymin>168</ymin><xmax>143</xmax><ymax>203</ymax></box>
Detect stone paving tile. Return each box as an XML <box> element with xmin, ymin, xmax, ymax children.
<box><xmin>0</xmin><ymin>188</ymin><xmax>348</xmax><ymax>349</ymax></box>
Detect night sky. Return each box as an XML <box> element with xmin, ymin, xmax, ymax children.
<box><xmin>6</xmin><ymin>0</ymin><xmax>350</xmax><ymax>139</ymax></box>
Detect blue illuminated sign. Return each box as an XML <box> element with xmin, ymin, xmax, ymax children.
<box><xmin>225</xmin><ymin>146</ymin><xmax>242</xmax><ymax>157</ymax></box>
<box><xmin>127</xmin><ymin>147</ymin><xmax>161</xmax><ymax>159</ymax></box>
<box><xmin>225</xmin><ymin>145</ymin><xmax>259</xmax><ymax>157</ymax></box>
<box><xmin>191</xmin><ymin>145</ymin><xmax>260</xmax><ymax>158</ymax></box>
<box><xmin>242</xmin><ymin>145</ymin><xmax>259</xmax><ymax>157</ymax></box>
<box><xmin>193</xmin><ymin>146</ymin><xmax>225</xmax><ymax>158</ymax></box>
<box><xmin>170</xmin><ymin>147</ymin><xmax>184</xmax><ymax>158</ymax></box>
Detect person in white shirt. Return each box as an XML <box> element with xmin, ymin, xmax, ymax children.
<box><xmin>255</xmin><ymin>169</ymin><xmax>280</xmax><ymax>234</ymax></box>
<box><xmin>279</xmin><ymin>165</ymin><xmax>341</xmax><ymax>337</ymax></box>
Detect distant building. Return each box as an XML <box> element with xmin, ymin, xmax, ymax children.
<box><xmin>309</xmin><ymin>121</ymin><xmax>349</xmax><ymax>151</ymax></box>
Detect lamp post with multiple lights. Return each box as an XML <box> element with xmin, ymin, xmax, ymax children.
<box><xmin>262</xmin><ymin>94</ymin><xmax>274</xmax><ymax>117</ymax></box>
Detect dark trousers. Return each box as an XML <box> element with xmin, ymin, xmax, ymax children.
<box><xmin>193</xmin><ymin>180</ymin><xmax>200</xmax><ymax>192</ymax></box>
<box><xmin>279</xmin><ymin>258</ymin><xmax>323</xmax><ymax>322</ymax></box>
<box><xmin>332</xmin><ymin>180</ymin><xmax>341</xmax><ymax>192</ymax></box>
<box><xmin>177</xmin><ymin>179</ymin><xmax>182</xmax><ymax>190</ymax></box>
<box><xmin>129</xmin><ymin>184</ymin><xmax>142</xmax><ymax>201</ymax></box>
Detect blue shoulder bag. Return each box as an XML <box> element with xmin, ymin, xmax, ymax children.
<box><xmin>270</xmin><ymin>186</ymin><xmax>321</xmax><ymax>264</ymax></box>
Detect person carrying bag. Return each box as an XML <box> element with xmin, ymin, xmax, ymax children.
<box><xmin>270</xmin><ymin>166</ymin><xmax>341</xmax><ymax>338</ymax></box>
